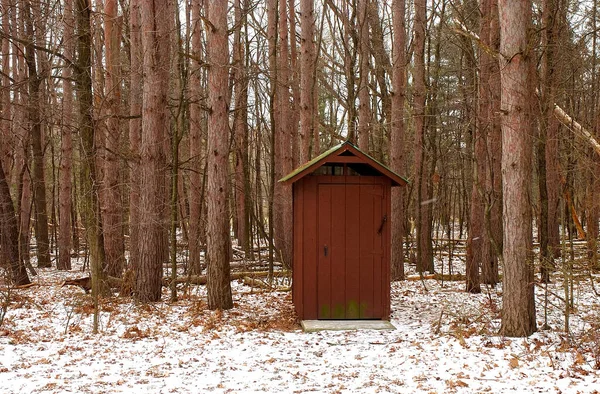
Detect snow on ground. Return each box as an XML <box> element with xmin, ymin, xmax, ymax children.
<box><xmin>1</xmin><ymin>263</ymin><xmax>599</xmax><ymax>393</ymax></box>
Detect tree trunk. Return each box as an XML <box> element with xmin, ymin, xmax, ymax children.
<box><xmin>465</xmin><ymin>0</ymin><xmax>482</xmax><ymax>293</ymax></box>
<box><xmin>390</xmin><ymin>0</ymin><xmax>406</xmax><ymax>281</ymax></box>
<box><xmin>299</xmin><ymin>0</ymin><xmax>316</xmax><ymax>163</ymax></box>
<box><xmin>102</xmin><ymin>0</ymin><xmax>125</xmax><ymax>277</ymax></box>
<box><xmin>0</xmin><ymin>0</ymin><xmax>11</xmax><ymax>182</ymax></box>
<box><xmin>413</xmin><ymin>0</ymin><xmax>432</xmax><ymax>273</ymax></box>
<box><xmin>205</xmin><ymin>1</ymin><xmax>233</xmax><ymax>310</ymax></box>
<box><xmin>481</xmin><ymin>0</ymin><xmax>501</xmax><ymax>285</ymax></box>
<box><xmin>498</xmin><ymin>0</ymin><xmax>536</xmax><ymax>337</ymax></box>
<box><xmin>128</xmin><ymin>0</ymin><xmax>142</xmax><ymax>275</ymax></box>
<box><xmin>277</xmin><ymin>0</ymin><xmax>293</xmax><ymax>268</ymax></box>
<box><xmin>357</xmin><ymin>0</ymin><xmax>370</xmax><ymax>153</ymax></box>
<box><xmin>136</xmin><ymin>0</ymin><xmax>171</xmax><ymax>302</ymax></box>
<box><xmin>188</xmin><ymin>0</ymin><xmax>205</xmax><ymax>275</ymax></box>
<box><xmin>0</xmin><ymin>158</ymin><xmax>30</xmax><ymax>285</ymax></box>
<box><xmin>24</xmin><ymin>0</ymin><xmax>51</xmax><ymax>268</ymax></box>
<box><xmin>58</xmin><ymin>0</ymin><xmax>75</xmax><ymax>271</ymax></box>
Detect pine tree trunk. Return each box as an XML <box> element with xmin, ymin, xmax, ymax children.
<box><xmin>498</xmin><ymin>0</ymin><xmax>536</xmax><ymax>337</ymax></box>
<box><xmin>390</xmin><ymin>0</ymin><xmax>406</xmax><ymax>281</ymax></box>
<box><xmin>128</xmin><ymin>0</ymin><xmax>142</xmax><ymax>275</ymax></box>
<box><xmin>278</xmin><ymin>0</ymin><xmax>293</xmax><ymax>268</ymax></box>
<box><xmin>299</xmin><ymin>0</ymin><xmax>316</xmax><ymax>163</ymax></box>
<box><xmin>24</xmin><ymin>0</ymin><xmax>51</xmax><ymax>268</ymax></box>
<box><xmin>0</xmin><ymin>158</ymin><xmax>30</xmax><ymax>285</ymax></box>
<box><xmin>0</xmin><ymin>0</ymin><xmax>11</xmax><ymax>181</ymax></box>
<box><xmin>188</xmin><ymin>0</ymin><xmax>205</xmax><ymax>276</ymax></box>
<box><xmin>483</xmin><ymin>0</ymin><xmax>501</xmax><ymax>285</ymax></box>
<box><xmin>357</xmin><ymin>0</ymin><xmax>370</xmax><ymax>153</ymax></box>
<box><xmin>102</xmin><ymin>0</ymin><xmax>125</xmax><ymax>277</ymax></box>
<box><xmin>58</xmin><ymin>0</ymin><xmax>75</xmax><ymax>271</ymax></box>
<box><xmin>413</xmin><ymin>0</ymin><xmax>432</xmax><ymax>273</ymax></box>
<box><xmin>206</xmin><ymin>1</ymin><xmax>233</xmax><ymax>310</ymax></box>
<box><xmin>136</xmin><ymin>0</ymin><xmax>171</xmax><ymax>302</ymax></box>
<box><xmin>467</xmin><ymin>0</ymin><xmax>484</xmax><ymax>293</ymax></box>
<box><xmin>75</xmin><ymin>0</ymin><xmax>108</xmax><ymax>307</ymax></box>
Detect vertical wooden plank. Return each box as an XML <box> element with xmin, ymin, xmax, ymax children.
<box><xmin>317</xmin><ymin>183</ymin><xmax>332</xmax><ymax>318</ymax></box>
<box><xmin>384</xmin><ymin>179</ymin><xmax>392</xmax><ymax>319</ymax></box>
<box><xmin>372</xmin><ymin>183</ymin><xmax>384</xmax><ymax>319</ymax></box>
<box><xmin>359</xmin><ymin>184</ymin><xmax>375</xmax><ymax>318</ymax></box>
<box><xmin>303</xmin><ymin>177</ymin><xmax>318</xmax><ymax>319</ymax></box>
<box><xmin>330</xmin><ymin>184</ymin><xmax>346</xmax><ymax>318</ymax></box>
<box><xmin>293</xmin><ymin>182</ymin><xmax>304</xmax><ymax>318</ymax></box>
<box><xmin>345</xmin><ymin>184</ymin><xmax>361</xmax><ymax>319</ymax></box>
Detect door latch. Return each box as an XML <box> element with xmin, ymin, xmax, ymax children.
<box><xmin>324</xmin><ymin>245</ymin><xmax>328</xmax><ymax>257</ymax></box>
<box><xmin>377</xmin><ymin>214</ymin><xmax>387</xmax><ymax>234</ymax></box>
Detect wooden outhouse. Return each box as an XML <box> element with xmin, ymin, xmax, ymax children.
<box><xmin>280</xmin><ymin>141</ymin><xmax>407</xmax><ymax>320</ymax></box>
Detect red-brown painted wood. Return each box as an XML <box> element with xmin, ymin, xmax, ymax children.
<box><xmin>286</xmin><ymin>146</ymin><xmax>404</xmax><ymax>321</ymax></box>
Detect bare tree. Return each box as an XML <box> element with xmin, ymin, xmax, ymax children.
<box><xmin>205</xmin><ymin>1</ymin><xmax>233</xmax><ymax>310</ymax></box>
<box><xmin>498</xmin><ymin>0</ymin><xmax>536</xmax><ymax>337</ymax></box>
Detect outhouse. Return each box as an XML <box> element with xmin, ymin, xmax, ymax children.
<box><xmin>280</xmin><ymin>141</ymin><xmax>407</xmax><ymax>320</ymax></box>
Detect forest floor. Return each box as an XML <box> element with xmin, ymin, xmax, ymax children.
<box><xmin>1</xmin><ymin>258</ymin><xmax>600</xmax><ymax>393</ymax></box>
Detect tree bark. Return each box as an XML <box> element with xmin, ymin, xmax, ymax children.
<box><xmin>277</xmin><ymin>0</ymin><xmax>293</xmax><ymax>268</ymax></box>
<box><xmin>24</xmin><ymin>0</ymin><xmax>51</xmax><ymax>268</ymax></box>
<box><xmin>465</xmin><ymin>0</ymin><xmax>482</xmax><ymax>293</ymax></box>
<box><xmin>413</xmin><ymin>0</ymin><xmax>433</xmax><ymax>273</ymax></box>
<box><xmin>390</xmin><ymin>0</ymin><xmax>406</xmax><ymax>281</ymax></box>
<box><xmin>128</xmin><ymin>0</ymin><xmax>142</xmax><ymax>275</ymax></box>
<box><xmin>188</xmin><ymin>0</ymin><xmax>205</xmax><ymax>275</ymax></box>
<box><xmin>482</xmin><ymin>0</ymin><xmax>501</xmax><ymax>285</ymax></box>
<box><xmin>357</xmin><ymin>0</ymin><xmax>370</xmax><ymax>153</ymax></box>
<box><xmin>58</xmin><ymin>0</ymin><xmax>75</xmax><ymax>271</ymax></box>
<box><xmin>498</xmin><ymin>0</ymin><xmax>536</xmax><ymax>337</ymax></box>
<box><xmin>0</xmin><ymin>0</ymin><xmax>11</xmax><ymax>181</ymax></box>
<box><xmin>0</xmin><ymin>158</ymin><xmax>30</xmax><ymax>285</ymax></box>
<box><xmin>136</xmin><ymin>0</ymin><xmax>171</xmax><ymax>302</ymax></box>
<box><xmin>102</xmin><ymin>0</ymin><xmax>125</xmax><ymax>277</ymax></box>
<box><xmin>299</xmin><ymin>0</ymin><xmax>316</xmax><ymax>163</ymax></box>
<box><xmin>205</xmin><ymin>1</ymin><xmax>233</xmax><ymax>310</ymax></box>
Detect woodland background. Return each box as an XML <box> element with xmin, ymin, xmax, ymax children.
<box><xmin>0</xmin><ymin>0</ymin><xmax>599</xmax><ymax>338</ymax></box>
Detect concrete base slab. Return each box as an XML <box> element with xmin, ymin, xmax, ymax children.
<box><xmin>301</xmin><ymin>320</ymin><xmax>396</xmax><ymax>332</ymax></box>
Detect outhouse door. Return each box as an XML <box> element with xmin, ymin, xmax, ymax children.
<box><xmin>317</xmin><ymin>181</ymin><xmax>385</xmax><ymax>319</ymax></box>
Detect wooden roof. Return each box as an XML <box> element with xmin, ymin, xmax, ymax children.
<box><xmin>279</xmin><ymin>141</ymin><xmax>408</xmax><ymax>187</ymax></box>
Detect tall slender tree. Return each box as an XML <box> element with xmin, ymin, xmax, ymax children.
<box><xmin>58</xmin><ymin>0</ymin><xmax>75</xmax><ymax>271</ymax></box>
<box><xmin>205</xmin><ymin>0</ymin><xmax>233</xmax><ymax>310</ymax></box>
<box><xmin>498</xmin><ymin>0</ymin><xmax>536</xmax><ymax>337</ymax></box>
<box><xmin>102</xmin><ymin>0</ymin><xmax>125</xmax><ymax>277</ymax></box>
<box><xmin>0</xmin><ymin>158</ymin><xmax>30</xmax><ymax>285</ymax></box>
<box><xmin>188</xmin><ymin>0</ymin><xmax>205</xmax><ymax>275</ymax></box>
<box><xmin>136</xmin><ymin>0</ymin><xmax>171</xmax><ymax>302</ymax></box>
<box><xmin>390</xmin><ymin>0</ymin><xmax>406</xmax><ymax>280</ymax></box>
<box><xmin>24</xmin><ymin>0</ymin><xmax>51</xmax><ymax>268</ymax></box>
<box><xmin>299</xmin><ymin>0</ymin><xmax>316</xmax><ymax>162</ymax></box>
<box><xmin>128</xmin><ymin>0</ymin><xmax>142</xmax><ymax>275</ymax></box>
<box><xmin>413</xmin><ymin>0</ymin><xmax>433</xmax><ymax>273</ymax></box>
<box><xmin>357</xmin><ymin>0</ymin><xmax>371</xmax><ymax>152</ymax></box>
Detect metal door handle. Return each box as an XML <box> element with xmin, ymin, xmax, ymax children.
<box><xmin>324</xmin><ymin>245</ymin><xmax>328</xmax><ymax>257</ymax></box>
